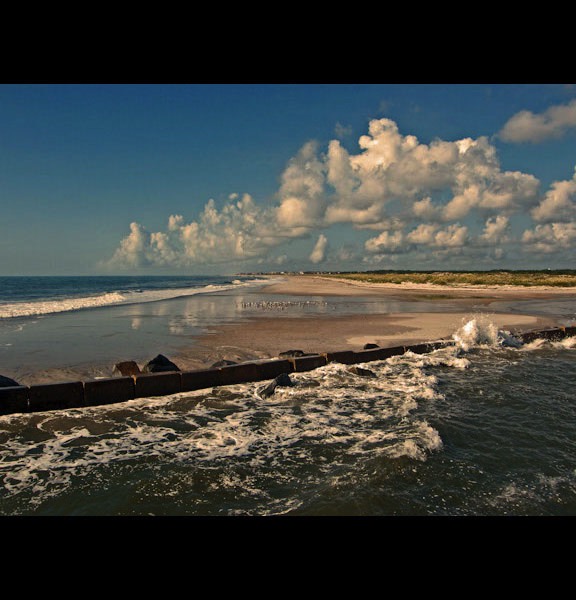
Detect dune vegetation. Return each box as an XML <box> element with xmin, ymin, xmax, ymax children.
<box><xmin>320</xmin><ymin>270</ymin><xmax>576</xmax><ymax>287</ymax></box>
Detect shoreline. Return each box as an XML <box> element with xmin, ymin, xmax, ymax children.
<box><xmin>4</xmin><ymin>274</ymin><xmax>575</xmax><ymax>387</ymax></box>
<box><xmin>172</xmin><ymin>311</ymin><xmax>556</xmax><ymax>373</ymax></box>
<box><xmin>171</xmin><ymin>274</ymin><xmax>568</xmax><ymax>371</ymax></box>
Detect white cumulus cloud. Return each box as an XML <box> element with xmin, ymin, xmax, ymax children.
<box><xmin>108</xmin><ymin>222</ymin><xmax>152</xmax><ymax>268</ymax></box>
<box><xmin>364</xmin><ymin>230</ymin><xmax>405</xmax><ymax>254</ymax></box>
<box><xmin>107</xmin><ymin>194</ymin><xmax>287</xmax><ymax>270</ymax></box>
<box><xmin>479</xmin><ymin>215</ymin><xmax>510</xmax><ymax>245</ymax></box>
<box><xmin>499</xmin><ymin>99</ymin><xmax>576</xmax><ymax>143</ymax></box>
<box><xmin>521</xmin><ymin>168</ymin><xmax>576</xmax><ymax>257</ymax></box>
<box><xmin>522</xmin><ymin>222</ymin><xmax>576</xmax><ymax>253</ymax></box>
<box><xmin>531</xmin><ymin>168</ymin><xmax>576</xmax><ymax>223</ymax></box>
<box><xmin>325</xmin><ymin>122</ymin><xmax>538</xmax><ymax>227</ymax></box>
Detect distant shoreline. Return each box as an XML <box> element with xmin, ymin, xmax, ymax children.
<box><xmin>257</xmin><ymin>273</ymin><xmax>576</xmax><ymax>299</ymax></box>
<box><xmin>320</xmin><ymin>270</ymin><xmax>576</xmax><ymax>288</ymax></box>
<box><xmin>242</xmin><ymin>269</ymin><xmax>576</xmax><ymax>286</ymax></box>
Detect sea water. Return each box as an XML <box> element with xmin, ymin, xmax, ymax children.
<box><xmin>0</xmin><ymin>275</ymin><xmax>270</xmax><ymax>318</ymax></box>
<box><xmin>0</xmin><ymin>275</ymin><xmax>275</xmax><ymax>376</ymax></box>
<box><xmin>0</xmin><ymin>315</ymin><xmax>575</xmax><ymax>516</ymax></box>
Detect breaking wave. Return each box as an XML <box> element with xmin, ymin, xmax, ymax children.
<box><xmin>452</xmin><ymin>314</ymin><xmax>523</xmax><ymax>352</ymax></box>
<box><xmin>0</xmin><ymin>292</ymin><xmax>129</xmax><ymax>318</ymax></box>
<box><xmin>0</xmin><ymin>278</ymin><xmax>271</xmax><ymax>319</ymax></box>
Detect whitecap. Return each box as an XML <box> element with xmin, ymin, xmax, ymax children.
<box><xmin>0</xmin><ymin>341</ymin><xmax>476</xmax><ymax>510</ymax></box>
<box><xmin>0</xmin><ymin>292</ymin><xmax>128</xmax><ymax>319</ymax></box>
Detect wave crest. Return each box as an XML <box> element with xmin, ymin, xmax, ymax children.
<box><xmin>0</xmin><ymin>278</ymin><xmax>273</xmax><ymax>319</ymax></box>
<box><xmin>0</xmin><ymin>292</ymin><xmax>127</xmax><ymax>319</ymax></box>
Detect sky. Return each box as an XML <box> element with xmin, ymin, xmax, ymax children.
<box><xmin>2</xmin><ymin>82</ymin><xmax>576</xmax><ymax>275</ymax></box>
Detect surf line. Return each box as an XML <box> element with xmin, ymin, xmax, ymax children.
<box><xmin>1</xmin><ymin>325</ymin><xmax>575</xmax><ymax>416</ymax></box>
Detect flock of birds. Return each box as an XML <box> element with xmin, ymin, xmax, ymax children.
<box><xmin>239</xmin><ymin>300</ymin><xmax>330</xmax><ymax>311</ymax></box>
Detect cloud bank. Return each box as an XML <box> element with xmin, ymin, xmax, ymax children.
<box><xmin>106</xmin><ymin>114</ymin><xmax>576</xmax><ymax>272</ymax></box>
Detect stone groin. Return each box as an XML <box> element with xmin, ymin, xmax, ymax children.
<box><xmin>1</xmin><ymin>326</ymin><xmax>575</xmax><ymax>416</ymax></box>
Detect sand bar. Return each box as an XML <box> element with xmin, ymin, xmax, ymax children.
<box><xmin>174</xmin><ymin>311</ymin><xmax>553</xmax><ymax>371</ymax></box>
<box><xmin>172</xmin><ymin>275</ymin><xmax>567</xmax><ymax>370</ymax></box>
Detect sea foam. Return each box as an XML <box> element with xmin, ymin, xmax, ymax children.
<box><xmin>553</xmin><ymin>335</ymin><xmax>576</xmax><ymax>349</ymax></box>
<box><xmin>0</xmin><ymin>351</ymin><xmax>461</xmax><ymax>510</ymax></box>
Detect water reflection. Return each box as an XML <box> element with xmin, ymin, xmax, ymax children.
<box><xmin>489</xmin><ymin>298</ymin><xmax>576</xmax><ymax>324</ymax></box>
<box><xmin>2</xmin><ymin>289</ymin><xmax>558</xmax><ymax>376</ymax></box>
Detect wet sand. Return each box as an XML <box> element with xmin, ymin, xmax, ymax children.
<box><xmin>175</xmin><ymin>311</ymin><xmax>552</xmax><ymax>370</ymax></box>
<box><xmin>171</xmin><ymin>275</ymin><xmax>564</xmax><ymax>370</ymax></box>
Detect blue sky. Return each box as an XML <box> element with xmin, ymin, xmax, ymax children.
<box><xmin>1</xmin><ymin>83</ymin><xmax>576</xmax><ymax>275</ymax></box>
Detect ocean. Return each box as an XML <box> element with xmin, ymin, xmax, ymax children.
<box><xmin>0</xmin><ymin>276</ymin><xmax>575</xmax><ymax>516</ymax></box>
<box><xmin>0</xmin><ymin>275</ymin><xmax>273</xmax><ymax>378</ymax></box>
<box><xmin>0</xmin><ymin>275</ymin><xmax>267</xmax><ymax>319</ymax></box>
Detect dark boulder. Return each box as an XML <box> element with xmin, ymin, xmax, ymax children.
<box><xmin>143</xmin><ymin>354</ymin><xmax>181</xmax><ymax>373</ymax></box>
<box><xmin>363</xmin><ymin>343</ymin><xmax>379</xmax><ymax>349</ymax></box>
<box><xmin>259</xmin><ymin>373</ymin><xmax>294</xmax><ymax>397</ymax></box>
<box><xmin>0</xmin><ymin>374</ymin><xmax>20</xmax><ymax>388</ymax></box>
<box><xmin>113</xmin><ymin>361</ymin><xmax>141</xmax><ymax>377</ymax></box>
<box><xmin>211</xmin><ymin>360</ymin><xmax>238</xmax><ymax>368</ymax></box>
<box><xmin>347</xmin><ymin>365</ymin><xmax>377</xmax><ymax>378</ymax></box>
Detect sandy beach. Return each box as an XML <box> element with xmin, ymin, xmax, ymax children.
<box><xmin>171</xmin><ymin>275</ymin><xmax>567</xmax><ymax>371</ymax></box>
<box><xmin>260</xmin><ymin>274</ymin><xmax>576</xmax><ymax>300</ymax></box>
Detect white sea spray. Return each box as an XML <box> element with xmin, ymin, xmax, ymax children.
<box><xmin>520</xmin><ymin>338</ymin><xmax>548</xmax><ymax>351</ymax></box>
<box><xmin>386</xmin><ymin>421</ymin><xmax>444</xmax><ymax>461</ymax></box>
<box><xmin>489</xmin><ymin>470</ymin><xmax>576</xmax><ymax>514</ymax></box>
<box><xmin>520</xmin><ymin>334</ymin><xmax>576</xmax><ymax>351</ymax></box>
<box><xmin>452</xmin><ymin>315</ymin><xmax>522</xmax><ymax>352</ymax></box>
